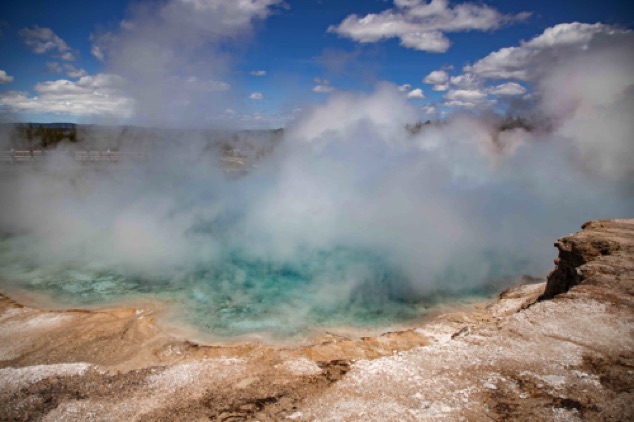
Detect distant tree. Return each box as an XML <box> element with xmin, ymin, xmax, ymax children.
<box><xmin>499</xmin><ymin>115</ymin><xmax>534</xmax><ymax>132</ymax></box>
<box><xmin>68</xmin><ymin>126</ymin><xmax>78</xmax><ymax>143</ymax></box>
<box><xmin>13</xmin><ymin>124</ymin><xmax>81</xmax><ymax>149</ymax></box>
<box><xmin>406</xmin><ymin>119</ymin><xmax>433</xmax><ymax>135</ymax></box>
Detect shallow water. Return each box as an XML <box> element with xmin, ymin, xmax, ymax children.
<box><xmin>0</xmin><ymin>233</ymin><xmax>510</xmax><ymax>339</ymax></box>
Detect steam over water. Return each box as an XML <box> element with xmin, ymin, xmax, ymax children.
<box><xmin>0</xmin><ymin>238</ymin><xmax>427</xmax><ymax>337</ymax></box>
<box><xmin>0</xmin><ymin>85</ymin><xmax>632</xmax><ymax>339</ymax></box>
<box><xmin>1</xmin><ymin>24</ymin><xmax>633</xmax><ymax>339</ymax></box>
<box><xmin>0</xmin><ymin>126</ymin><xmax>537</xmax><ymax>339</ymax></box>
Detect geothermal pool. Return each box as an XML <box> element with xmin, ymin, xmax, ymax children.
<box><xmin>1</xmin><ymin>118</ymin><xmax>630</xmax><ymax>340</ymax></box>
<box><xmin>0</xmin><ymin>234</ymin><xmax>509</xmax><ymax>340</ymax></box>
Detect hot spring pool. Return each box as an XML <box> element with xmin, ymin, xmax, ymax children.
<box><xmin>0</xmin><ymin>233</ymin><xmax>509</xmax><ymax>340</ymax></box>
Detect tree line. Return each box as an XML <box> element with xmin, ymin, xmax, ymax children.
<box><xmin>12</xmin><ymin>124</ymin><xmax>78</xmax><ymax>149</ymax></box>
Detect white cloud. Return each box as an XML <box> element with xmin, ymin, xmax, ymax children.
<box><xmin>467</xmin><ymin>22</ymin><xmax>627</xmax><ymax>80</ymax></box>
<box><xmin>424</xmin><ymin>70</ymin><xmax>450</xmax><ymax>91</ymax></box>
<box><xmin>58</xmin><ymin>52</ymin><xmax>76</xmax><ymax>61</ymax></box>
<box><xmin>313</xmin><ymin>78</ymin><xmax>334</xmax><ymax>94</ymax></box>
<box><xmin>443</xmin><ymin>88</ymin><xmax>492</xmax><ymax>108</ymax></box>
<box><xmin>422</xmin><ymin>104</ymin><xmax>436</xmax><ymax>115</ymax></box>
<box><xmin>524</xmin><ymin>22</ymin><xmax>620</xmax><ymax>49</ymax></box>
<box><xmin>249</xmin><ymin>91</ymin><xmax>264</xmax><ymax>100</ymax></box>
<box><xmin>313</xmin><ymin>85</ymin><xmax>335</xmax><ymax>94</ymax></box>
<box><xmin>45</xmin><ymin>62</ymin><xmax>63</xmax><ymax>74</ymax></box>
<box><xmin>407</xmin><ymin>88</ymin><xmax>425</xmax><ymax>99</ymax></box>
<box><xmin>64</xmin><ymin>64</ymin><xmax>88</xmax><ymax>78</ymax></box>
<box><xmin>449</xmin><ymin>73</ymin><xmax>480</xmax><ymax>89</ymax></box>
<box><xmin>445</xmin><ymin>89</ymin><xmax>487</xmax><ymax>101</ymax></box>
<box><xmin>166</xmin><ymin>0</ymin><xmax>282</xmax><ymax>32</ymax></box>
<box><xmin>488</xmin><ymin>82</ymin><xmax>526</xmax><ymax>96</ymax></box>
<box><xmin>466</xmin><ymin>46</ymin><xmax>531</xmax><ymax>80</ymax></box>
<box><xmin>329</xmin><ymin>0</ymin><xmax>529</xmax><ymax>52</ymax></box>
<box><xmin>250</xmin><ymin>70</ymin><xmax>267</xmax><ymax>76</ymax></box>
<box><xmin>47</xmin><ymin>62</ymin><xmax>89</xmax><ymax>78</ymax></box>
<box><xmin>0</xmin><ymin>70</ymin><xmax>13</xmax><ymax>84</ymax></box>
<box><xmin>0</xmin><ymin>74</ymin><xmax>134</xmax><ymax>117</ymax></box>
<box><xmin>398</xmin><ymin>83</ymin><xmax>412</xmax><ymax>92</ymax></box>
<box><xmin>399</xmin><ymin>31</ymin><xmax>450</xmax><ymax>52</ymax></box>
<box><xmin>423</xmin><ymin>70</ymin><xmax>448</xmax><ymax>85</ymax></box>
<box><xmin>19</xmin><ymin>25</ymin><xmax>76</xmax><ymax>61</ymax></box>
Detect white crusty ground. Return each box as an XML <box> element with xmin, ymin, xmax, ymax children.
<box><xmin>0</xmin><ymin>306</ymin><xmax>80</xmax><ymax>361</ymax></box>
<box><xmin>299</xmin><ymin>291</ymin><xmax>634</xmax><ymax>421</ymax></box>
<box><xmin>276</xmin><ymin>357</ymin><xmax>323</xmax><ymax>376</ymax></box>
<box><xmin>146</xmin><ymin>357</ymin><xmax>246</xmax><ymax>393</ymax></box>
<box><xmin>0</xmin><ymin>363</ymin><xmax>93</xmax><ymax>392</ymax></box>
<box><xmin>41</xmin><ymin>358</ymin><xmax>248</xmax><ymax>421</ymax></box>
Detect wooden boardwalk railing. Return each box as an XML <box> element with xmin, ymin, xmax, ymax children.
<box><xmin>0</xmin><ymin>150</ymin><xmax>148</xmax><ymax>163</ymax></box>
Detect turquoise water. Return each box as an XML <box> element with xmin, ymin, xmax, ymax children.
<box><xmin>0</xmin><ymin>235</ymin><xmax>423</xmax><ymax>338</ymax></box>
<box><xmin>0</xmin><ymin>233</ymin><xmax>524</xmax><ymax>339</ymax></box>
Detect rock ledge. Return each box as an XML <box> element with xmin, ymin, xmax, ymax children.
<box><xmin>541</xmin><ymin>219</ymin><xmax>634</xmax><ymax>299</ymax></box>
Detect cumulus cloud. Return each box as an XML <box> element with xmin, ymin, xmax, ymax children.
<box><xmin>19</xmin><ymin>25</ymin><xmax>77</xmax><ymax>61</ymax></box>
<box><xmin>407</xmin><ymin>88</ymin><xmax>425</xmax><ymax>99</ymax></box>
<box><xmin>525</xmin><ymin>22</ymin><xmax>622</xmax><ymax>49</ymax></box>
<box><xmin>249</xmin><ymin>91</ymin><xmax>264</xmax><ymax>100</ymax></box>
<box><xmin>449</xmin><ymin>73</ymin><xmax>481</xmax><ymax>89</ymax></box>
<box><xmin>0</xmin><ymin>74</ymin><xmax>134</xmax><ymax>117</ymax></box>
<box><xmin>423</xmin><ymin>69</ymin><xmax>448</xmax><ymax>85</ymax></box>
<box><xmin>467</xmin><ymin>22</ymin><xmax>627</xmax><ymax>80</ymax></box>
<box><xmin>422</xmin><ymin>104</ymin><xmax>436</xmax><ymax>115</ymax></box>
<box><xmin>488</xmin><ymin>82</ymin><xmax>526</xmax><ymax>96</ymax></box>
<box><xmin>64</xmin><ymin>64</ymin><xmax>88</xmax><ymax>78</ymax></box>
<box><xmin>398</xmin><ymin>83</ymin><xmax>412</xmax><ymax>92</ymax></box>
<box><xmin>250</xmin><ymin>70</ymin><xmax>267</xmax><ymax>76</ymax></box>
<box><xmin>45</xmin><ymin>62</ymin><xmax>63</xmax><ymax>74</ymax></box>
<box><xmin>0</xmin><ymin>70</ymin><xmax>14</xmax><ymax>84</ymax></box>
<box><xmin>444</xmin><ymin>88</ymin><xmax>491</xmax><ymax>108</ymax></box>
<box><xmin>423</xmin><ymin>69</ymin><xmax>450</xmax><ymax>90</ymax></box>
<box><xmin>313</xmin><ymin>78</ymin><xmax>334</xmax><ymax>94</ymax></box>
<box><xmin>432</xmin><ymin>83</ymin><xmax>449</xmax><ymax>91</ymax></box>
<box><xmin>313</xmin><ymin>86</ymin><xmax>334</xmax><ymax>94</ymax></box>
<box><xmin>46</xmin><ymin>62</ymin><xmax>89</xmax><ymax>78</ymax></box>
<box><xmin>329</xmin><ymin>0</ymin><xmax>529</xmax><ymax>52</ymax></box>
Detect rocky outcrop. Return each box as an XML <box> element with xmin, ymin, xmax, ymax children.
<box><xmin>541</xmin><ymin>219</ymin><xmax>634</xmax><ymax>299</ymax></box>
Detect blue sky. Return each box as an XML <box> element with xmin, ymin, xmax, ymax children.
<box><xmin>0</xmin><ymin>0</ymin><xmax>632</xmax><ymax>127</ymax></box>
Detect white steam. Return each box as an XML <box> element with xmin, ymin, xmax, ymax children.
<box><xmin>1</xmin><ymin>72</ymin><xmax>631</xmax><ymax>303</ymax></box>
<box><xmin>91</xmin><ymin>0</ymin><xmax>282</xmax><ymax>127</ymax></box>
<box><xmin>0</xmin><ymin>12</ymin><xmax>632</xmax><ymax>335</ymax></box>
<box><xmin>536</xmin><ymin>34</ymin><xmax>634</xmax><ymax>180</ymax></box>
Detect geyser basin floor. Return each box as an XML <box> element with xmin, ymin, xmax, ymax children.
<box><xmin>0</xmin><ymin>235</ymin><xmax>502</xmax><ymax>342</ymax></box>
